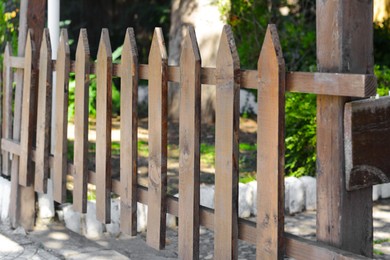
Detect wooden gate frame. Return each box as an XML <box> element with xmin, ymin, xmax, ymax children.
<box><xmin>0</xmin><ymin>0</ymin><xmax>378</xmax><ymax>259</ymax></box>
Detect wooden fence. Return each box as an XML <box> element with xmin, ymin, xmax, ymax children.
<box><xmin>1</xmin><ymin>25</ymin><xmax>375</xmax><ymax>259</ymax></box>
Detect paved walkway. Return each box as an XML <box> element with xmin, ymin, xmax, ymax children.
<box><xmin>0</xmin><ymin>199</ymin><xmax>389</xmax><ymax>259</ymax></box>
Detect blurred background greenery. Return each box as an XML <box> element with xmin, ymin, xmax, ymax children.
<box><xmin>0</xmin><ymin>0</ymin><xmax>389</xmax><ymax>178</ymax></box>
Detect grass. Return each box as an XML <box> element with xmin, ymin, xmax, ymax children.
<box><xmin>374</xmin><ymin>238</ymin><xmax>390</xmax><ymax>256</ymax></box>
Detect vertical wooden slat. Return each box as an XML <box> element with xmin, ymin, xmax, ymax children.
<box><xmin>178</xmin><ymin>26</ymin><xmax>201</xmax><ymax>260</ymax></box>
<box><xmin>120</xmin><ymin>28</ymin><xmax>139</xmax><ymax>235</ymax></box>
<box><xmin>2</xmin><ymin>43</ymin><xmax>13</xmax><ymax>176</ymax></box>
<box><xmin>73</xmin><ymin>29</ymin><xmax>90</xmax><ymax>213</ymax></box>
<box><xmin>34</xmin><ymin>29</ymin><xmax>52</xmax><ymax>193</ymax></box>
<box><xmin>214</xmin><ymin>25</ymin><xmax>240</xmax><ymax>260</ymax></box>
<box><xmin>19</xmin><ymin>30</ymin><xmax>37</xmax><ymax>187</ymax></box>
<box><xmin>53</xmin><ymin>29</ymin><xmax>70</xmax><ymax>203</ymax></box>
<box><xmin>256</xmin><ymin>25</ymin><xmax>285</xmax><ymax>260</ymax></box>
<box><xmin>96</xmin><ymin>28</ymin><xmax>112</xmax><ymax>223</ymax></box>
<box><xmin>146</xmin><ymin>27</ymin><xmax>168</xmax><ymax>250</ymax></box>
<box><xmin>316</xmin><ymin>0</ymin><xmax>373</xmax><ymax>257</ymax></box>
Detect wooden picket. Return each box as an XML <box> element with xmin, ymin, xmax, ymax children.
<box><xmin>0</xmin><ymin>25</ymin><xmax>377</xmax><ymax>260</ymax></box>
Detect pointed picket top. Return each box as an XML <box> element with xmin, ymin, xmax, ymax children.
<box><xmin>216</xmin><ymin>25</ymin><xmax>240</xmax><ymax>75</ymax></box>
<box><xmin>180</xmin><ymin>26</ymin><xmax>201</xmax><ymax>65</ymax></box>
<box><xmin>57</xmin><ymin>29</ymin><xmax>70</xmax><ymax>61</ymax></box>
<box><xmin>40</xmin><ymin>28</ymin><xmax>52</xmax><ymax>60</ymax></box>
<box><xmin>98</xmin><ymin>28</ymin><xmax>112</xmax><ymax>61</ymax></box>
<box><xmin>76</xmin><ymin>29</ymin><xmax>90</xmax><ymax>62</ymax></box>
<box><xmin>25</xmin><ymin>29</ymin><xmax>36</xmax><ymax>67</ymax></box>
<box><xmin>149</xmin><ymin>28</ymin><xmax>168</xmax><ymax>63</ymax></box>
<box><xmin>3</xmin><ymin>42</ymin><xmax>11</xmax><ymax>63</ymax></box>
<box><xmin>121</xmin><ymin>27</ymin><xmax>138</xmax><ymax>76</ymax></box>
<box><xmin>258</xmin><ymin>24</ymin><xmax>285</xmax><ymax>76</ymax></box>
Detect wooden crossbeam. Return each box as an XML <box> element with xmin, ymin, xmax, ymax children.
<box><xmin>5</xmin><ymin>55</ymin><xmax>375</xmax><ymax>97</ymax></box>
<box><xmin>344</xmin><ymin>96</ymin><xmax>390</xmax><ymax>190</ymax></box>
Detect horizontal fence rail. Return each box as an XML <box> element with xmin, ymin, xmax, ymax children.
<box><xmin>1</xmin><ymin>25</ymin><xmax>374</xmax><ymax>260</ymax></box>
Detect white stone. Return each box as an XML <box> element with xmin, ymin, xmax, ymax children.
<box><xmin>247</xmin><ymin>181</ymin><xmax>258</xmax><ymax>216</ymax></box>
<box><xmin>37</xmin><ymin>178</ymin><xmax>55</xmax><ymax>219</ymax></box>
<box><xmin>137</xmin><ymin>202</ymin><xmax>148</xmax><ymax>232</ymax></box>
<box><xmin>166</xmin><ymin>213</ymin><xmax>177</xmax><ymax>228</ymax></box>
<box><xmin>200</xmin><ymin>184</ymin><xmax>214</xmax><ymax>209</ymax></box>
<box><xmin>0</xmin><ymin>177</ymin><xmax>11</xmax><ymax>221</ymax></box>
<box><xmin>106</xmin><ymin>199</ymin><xmax>121</xmax><ymax>237</ymax></box>
<box><xmin>240</xmin><ymin>90</ymin><xmax>257</xmax><ymax>115</ymax></box>
<box><xmin>299</xmin><ymin>176</ymin><xmax>317</xmax><ymax>211</ymax></box>
<box><xmin>85</xmin><ymin>201</ymin><xmax>104</xmax><ymax>238</ymax></box>
<box><xmin>285</xmin><ymin>177</ymin><xmax>305</xmax><ymax>214</ymax></box>
<box><xmin>373</xmin><ymin>184</ymin><xmax>381</xmax><ymax>201</ymax></box>
<box><xmin>62</xmin><ymin>204</ymin><xmax>82</xmax><ymax>234</ymax></box>
<box><xmin>381</xmin><ymin>183</ymin><xmax>390</xmax><ymax>199</ymax></box>
<box><xmin>238</xmin><ymin>183</ymin><xmax>253</xmax><ymax>218</ymax></box>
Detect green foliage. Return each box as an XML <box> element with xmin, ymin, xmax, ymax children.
<box><xmin>285</xmin><ymin>93</ymin><xmax>316</xmax><ymax>177</ymax></box>
<box><xmin>0</xmin><ymin>0</ymin><xmax>19</xmax><ymax>67</ymax></box>
<box><xmin>375</xmin><ymin>64</ymin><xmax>390</xmax><ymax>96</ymax></box>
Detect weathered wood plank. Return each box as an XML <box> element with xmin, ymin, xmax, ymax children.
<box><xmin>146</xmin><ymin>28</ymin><xmax>168</xmax><ymax>250</ymax></box>
<box><xmin>73</xmin><ymin>29</ymin><xmax>90</xmax><ymax>213</ymax></box>
<box><xmin>178</xmin><ymin>26</ymin><xmax>201</xmax><ymax>260</ymax></box>
<box><xmin>344</xmin><ymin>96</ymin><xmax>390</xmax><ymax>190</ymax></box>
<box><xmin>34</xmin><ymin>29</ymin><xmax>52</xmax><ymax>194</ymax></box>
<box><xmin>286</xmin><ymin>72</ymin><xmax>376</xmax><ymax>97</ymax></box>
<box><xmin>95</xmin><ymin>29</ymin><xmax>112</xmax><ymax>223</ymax></box>
<box><xmin>19</xmin><ymin>30</ymin><xmax>37</xmax><ymax>187</ymax></box>
<box><xmin>316</xmin><ymin>0</ymin><xmax>373</xmax><ymax>257</ymax></box>
<box><xmin>53</xmin><ymin>29</ymin><xmax>70</xmax><ymax>203</ymax></box>
<box><xmin>2</xmin><ymin>43</ymin><xmax>13</xmax><ymax>176</ymax></box>
<box><xmin>214</xmin><ymin>25</ymin><xmax>240</xmax><ymax>260</ymax></box>
<box><xmin>120</xmin><ymin>28</ymin><xmax>138</xmax><ymax>235</ymax></box>
<box><xmin>256</xmin><ymin>25</ymin><xmax>285</xmax><ymax>260</ymax></box>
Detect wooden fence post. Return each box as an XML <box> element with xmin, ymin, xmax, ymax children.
<box><xmin>256</xmin><ymin>25</ymin><xmax>285</xmax><ymax>260</ymax></box>
<box><xmin>96</xmin><ymin>29</ymin><xmax>113</xmax><ymax>224</ymax></box>
<box><xmin>73</xmin><ymin>29</ymin><xmax>90</xmax><ymax>213</ymax></box>
<box><xmin>146</xmin><ymin>28</ymin><xmax>168</xmax><ymax>250</ymax></box>
<box><xmin>316</xmin><ymin>0</ymin><xmax>373</xmax><ymax>257</ymax></box>
<box><xmin>214</xmin><ymin>25</ymin><xmax>240</xmax><ymax>260</ymax></box>
<box><xmin>178</xmin><ymin>26</ymin><xmax>201</xmax><ymax>260</ymax></box>
<box><xmin>120</xmin><ymin>28</ymin><xmax>139</xmax><ymax>235</ymax></box>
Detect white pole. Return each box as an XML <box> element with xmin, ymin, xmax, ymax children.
<box><xmin>39</xmin><ymin>0</ymin><xmax>60</xmax><ymax>219</ymax></box>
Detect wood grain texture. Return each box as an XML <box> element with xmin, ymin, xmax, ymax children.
<box><xmin>19</xmin><ymin>30</ymin><xmax>36</xmax><ymax>187</ymax></box>
<box><xmin>120</xmin><ymin>28</ymin><xmax>138</xmax><ymax>235</ymax></box>
<box><xmin>95</xmin><ymin>29</ymin><xmax>112</xmax><ymax>223</ymax></box>
<box><xmin>316</xmin><ymin>0</ymin><xmax>373</xmax><ymax>257</ymax></box>
<box><xmin>214</xmin><ymin>25</ymin><xmax>240</xmax><ymax>260</ymax></box>
<box><xmin>73</xmin><ymin>29</ymin><xmax>90</xmax><ymax>213</ymax></box>
<box><xmin>344</xmin><ymin>96</ymin><xmax>390</xmax><ymax>190</ymax></box>
<box><xmin>2</xmin><ymin>43</ymin><xmax>13</xmax><ymax>176</ymax></box>
<box><xmin>178</xmin><ymin>26</ymin><xmax>201</xmax><ymax>260</ymax></box>
<box><xmin>256</xmin><ymin>25</ymin><xmax>285</xmax><ymax>260</ymax></box>
<box><xmin>34</xmin><ymin>29</ymin><xmax>52</xmax><ymax>194</ymax></box>
<box><xmin>146</xmin><ymin>28</ymin><xmax>168</xmax><ymax>250</ymax></box>
<box><xmin>53</xmin><ymin>29</ymin><xmax>70</xmax><ymax>203</ymax></box>
<box><xmin>286</xmin><ymin>72</ymin><xmax>376</xmax><ymax>97</ymax></box>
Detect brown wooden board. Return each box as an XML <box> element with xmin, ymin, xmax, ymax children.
<box><xmin>178</xmin><ymin>26</ymin><xmax>201</xmax><ymax>260</ymax></box>
<box><xmin>34</xmin><ymin>29</ymin><xmax>52</xmax><ymax>194</ymax></box>
<box><xmin>19</xmin><ymin>30</ymin><xmax>36</xmax><ymax>187</ymax></box>
<box><xmin>120</xmin><ymin>28</ymin><xmax>138</xmax><ymax>235</ymax></box>
<box><xmin>146</xmin><ymin>28</ymin><xmax>168</xmax><ymax>250</ymax></box>
<box><xmin>214</xmin><ymin>25</ymin><xmax>240</xmax><ymax>260</ymax></box>
<box><xmin>95</xmin><ymin>29</ymin><xmax>112</xmax><ymax>223</ymax></box>
<box><xmin>73</xmin><ymin>29</ymin><xmax>90</xmax><ymax>213</ymax></box>
<box><xmin>316</xmin><ymin>0</ymin><xmax>373</xmax><ymax>257</ymax></box>
<box><xmin>53</xmin><ymin>29</ymin><xmax>70</xmax><ymax>203</ymax></box>
<box><xmin>2</xmin><ymin>43</ymin><xmax>13</xmax><ymax>176</ymax></box>
<box><xmin>344</xmin><ymin>96</ymin><xmax>390</xmax><ymax>190</ymax></box>
<box><xmin>256</xmin><ymin>25</ymin><xmax>285</xmax><ymax>260</ymax></box>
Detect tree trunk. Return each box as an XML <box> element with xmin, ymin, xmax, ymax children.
<box><xmin>168</xmin><ymin>0</ymin><xmax>226</xmax><ymax>123</ymax></box>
